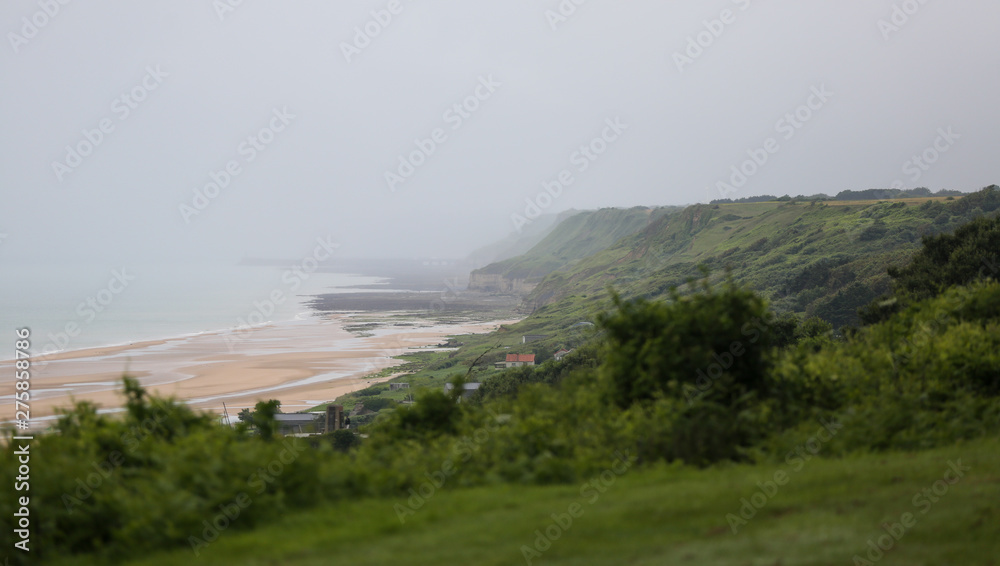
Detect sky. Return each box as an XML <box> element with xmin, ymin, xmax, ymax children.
<box><xmin>1</xmin><ymin>0</ymin><xmax>998</xmax><ymax>263</ymax></box>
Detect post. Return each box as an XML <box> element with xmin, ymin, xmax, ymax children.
<box><xmin>326</xmin><ymin>405</ymin><xmax>343</xmax><ymax>433</ymax></box>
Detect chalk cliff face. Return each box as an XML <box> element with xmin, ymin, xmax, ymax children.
<box><xmin>467</xmin><ymin>273</ymin><xmax>538</xmax><ymax>294</ymax></box>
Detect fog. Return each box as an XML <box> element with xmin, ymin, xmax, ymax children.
<box><xmin>2</xmin><ymin>0</ymin><xmax>998</xmax><ymax>264</ymax></box>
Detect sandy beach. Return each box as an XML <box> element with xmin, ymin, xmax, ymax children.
<box><xmin>2</xmin><ymin>313</ymin><xmax>518</xmax><ymax>429</ymax></box>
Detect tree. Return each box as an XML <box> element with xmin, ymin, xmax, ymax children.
<box><xmin>251</xmin><ymin>399</ymin><xmax>281</xmax><ymax>440</ymax></box>
<box><xmin>237</xmin><ymin>408</ymin><xmax>252</xmax><ymax>424</ymax></box>
<box><xmin>596</xmin><ymin>277</ymin><xmax>776</xmax><ymax>408</ymax></box>
<box><xmin>861</xmin><ymin>215</ymin><xmax>1000</xmax><ymax>324</ymax></box>
<box><xmin>329</xmin><ymin>429</ymin><xmax>360</xmax><ymax>452</ymax></box>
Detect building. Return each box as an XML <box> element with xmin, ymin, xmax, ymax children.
<box><xmin>389</xmin><ymin>383</ymin><xmax>410</xmax><ymax>391</ymax></box>
<box><xmin>497</xmin><ymin>353</ymin><xmax>536</xmax><ymax>369</ymax></box>
<box><xmin>522</xmin><ymin>335</ymin><xmax>550</xmax><ymax>344</ymax></box>
<box><xmin>444</xmin><ymin>382</ymin><xmax>482</xmax><ymax>401</ymax></box>
<box><xmin>274</xmin><ymin>413</ymin><xmax>324</xmax><ymax>435</ymax></box>
<box><xmin>554</xmin><ymin>349</ymin><xmax>574</xmax><ymax>361</ymax></box>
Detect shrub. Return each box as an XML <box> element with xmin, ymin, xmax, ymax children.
<box><xmin>357</xmin><ymin>397</ymin><xmax>398</xmax><ymax>412</ymax></box>
<box><xmin>597</xmin><ymin>278</ymin><xmax>776</xmax><ymax>408</ymax></box>
<box><xmin>327</xmin><ymin>429</ymin><xmax>360</xmax><ymax>452</ymax></box>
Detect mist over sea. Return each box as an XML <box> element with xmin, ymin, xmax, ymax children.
<box><xmin>0</xmin><ymin>262</ymin><xmax>385</xmax><ymax>359</ymax></box>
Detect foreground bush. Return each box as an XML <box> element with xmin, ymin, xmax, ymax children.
<box><xmin>1</xmin><ymin>381</ymin><xmax>328</xmax><ymax>564</ymax></box>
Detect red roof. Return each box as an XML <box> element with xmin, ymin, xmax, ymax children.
<box><xmin>505</xmin><ymin>354</ymin><xmax>535</xmax><ymax>362</ymax></box>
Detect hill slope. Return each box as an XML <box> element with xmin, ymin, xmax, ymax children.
<box><xmin>525</xmin><ymin>188</ymin><xmax>1000</xmax><ymax>330</ymax></box>
<box><xmin>469</xmin><ymin>206</ymin><xmax>676</xmax><ymax>294</ymax></box>
<box><xmin>465</xmin><ymin>211</ymin><xmax>571</xmax><ymax>267</ymax></box>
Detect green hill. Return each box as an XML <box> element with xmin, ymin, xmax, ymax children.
<box><xmin>465</xmin><ymin>210</ymin><xmax>572</xmax><ymax>267</ymax></box>
<box><xmin>468</xmin><ymin>206</ymin><xmax>676</xmax><ymax>293</ymax></box>
<box><xmin>524</xmin><ymin>188</ymin><xmax>1000</xmax><ymax>331</ymax></box>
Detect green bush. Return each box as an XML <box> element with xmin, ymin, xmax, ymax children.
<box><xmin>596</xmin><ymin>278</ymin><xmax>776</xmax><ymax>408</ymax></box>
<box><xmin>0</xmin><ymin>380</ymin><xmax>328</xmax><ymax>563</ymax></box>
<box><xmin>357</xmin><ymin>397</ymin><xmax>398</xmax><ymax>412</ymax></box>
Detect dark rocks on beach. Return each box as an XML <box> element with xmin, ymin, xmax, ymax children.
<box><xmin>307</xmin><ymin>290</ymin><xmax>521</xmax><ymax>314</ymax></box>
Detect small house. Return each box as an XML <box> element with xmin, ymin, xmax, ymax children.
<box><xmin>500</xmin><ymin>353</ymin><xmax>536</xmax><ymax>369</ymax></box>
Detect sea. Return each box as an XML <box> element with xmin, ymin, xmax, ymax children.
<box><xmin>0</xmin><ymin>261</ymin><xmax>385</xmax><ymax>361</ymax></box>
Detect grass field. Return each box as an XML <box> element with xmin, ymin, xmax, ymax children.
<box><xmin>62</xmin><ymin>435</ymin><xmax>1000</xmax><ymax>565</ymax></box>
<box><xmin>823</xmin><ymin>197</ymin><xmax>956</xmax><ymax>207</ymax></box>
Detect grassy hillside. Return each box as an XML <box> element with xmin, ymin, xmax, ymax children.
<box><xmin>471</xmin><ymin>206</ymin><xmax>676</xmax><ymax>284</ymax></box>
<box><xmin>85</xmin><ymin>435</ymin><xmax>1000</xmax><ymax>566</ymax></box>
<box><xmin>466</xmin><ymin>210</ymin><xmax>572</xmax><ymax>267</ymax></box>
<box><xmin>526</xmin><ymin>188</ymin><xmax>1000</xmax><ymax>330</ymax></box>
<box><xmin>335</xmin><ymin>190</ymin><xmax>1000</xmax><ymax>400</ymax></box>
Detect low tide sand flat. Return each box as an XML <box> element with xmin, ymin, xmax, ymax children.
<box><xmin>1</xmin><ymin>314</ymin><xmax>518</xmax><ymax>427</ymax></box>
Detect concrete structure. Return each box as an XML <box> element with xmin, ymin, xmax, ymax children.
<box><xmin>554</xmin><ymin>349</ymin><xmax>574</xmax><ymax>361</ymax></box>
<box><xmin>521</xmin><ymin>335</ymin><xmax>550</xmax><ymax>344</ymax></box>
<box><xmin>275</xmin><ymin>413</ymin><xmax>323</xmax><ymax>435</ymax></box>
<box><xmin>325</xmin><ymin>405</ymin><xmax>344</xmax><ymax>433</ymax></box>
<box><xmin>389</xmin><ymin>383</ymin><xmax>410</xmax><ymax>391</ymax></box>
<box><xmin>444</xmin><ymin>382</ymin><xmax>482</xmax><ymax>401</ymax></box>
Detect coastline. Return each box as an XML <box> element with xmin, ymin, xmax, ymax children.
<box><xmin>1</xmin><ymin>312</ymin><xmax>521</xmax><ymax>428</ymax></box>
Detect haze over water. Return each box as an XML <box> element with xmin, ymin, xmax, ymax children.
<box><xmin>0</xmin><ymin>263</ymin><xmax>384</xmax><ymax>358</ymax></box>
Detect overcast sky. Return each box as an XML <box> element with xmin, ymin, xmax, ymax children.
<box><xmin>2</xmin><ymin>1</ymin><xmax>998</xmax><ymax>263</ymax></box>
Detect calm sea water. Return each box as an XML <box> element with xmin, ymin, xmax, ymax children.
<box><xmin>0</xmin><ymin>262</ymin><xmax>384</xmax><ymax>360</ymax></box>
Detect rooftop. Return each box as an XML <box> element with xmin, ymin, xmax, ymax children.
<box><xmin>274</xmin><ymin>413</ymin><xmax>322</xmax><ymax>423</ymax></box>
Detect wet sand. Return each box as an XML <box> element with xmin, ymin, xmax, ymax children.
<box><xmin>1</xmin><ymin>314</ymin><xmax>518</xmax><ymax>428</ymax></box>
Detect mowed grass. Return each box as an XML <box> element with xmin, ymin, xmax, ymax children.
<box><xmin>62</xmin><ymin>436</ymin><xmax>1000</xmax><ymax>566</ymax></box>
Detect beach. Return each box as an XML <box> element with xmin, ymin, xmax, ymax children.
<box><xmin>2</xmin><ymin>313</ymin><xmax>517</xmax><ymax>428</ymax></box>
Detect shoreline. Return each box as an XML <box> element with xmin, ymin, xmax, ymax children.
<box><xmin>1</xmin><ymin>312</ymin><xmax>521</xmax><ymax>428</ymax></box>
